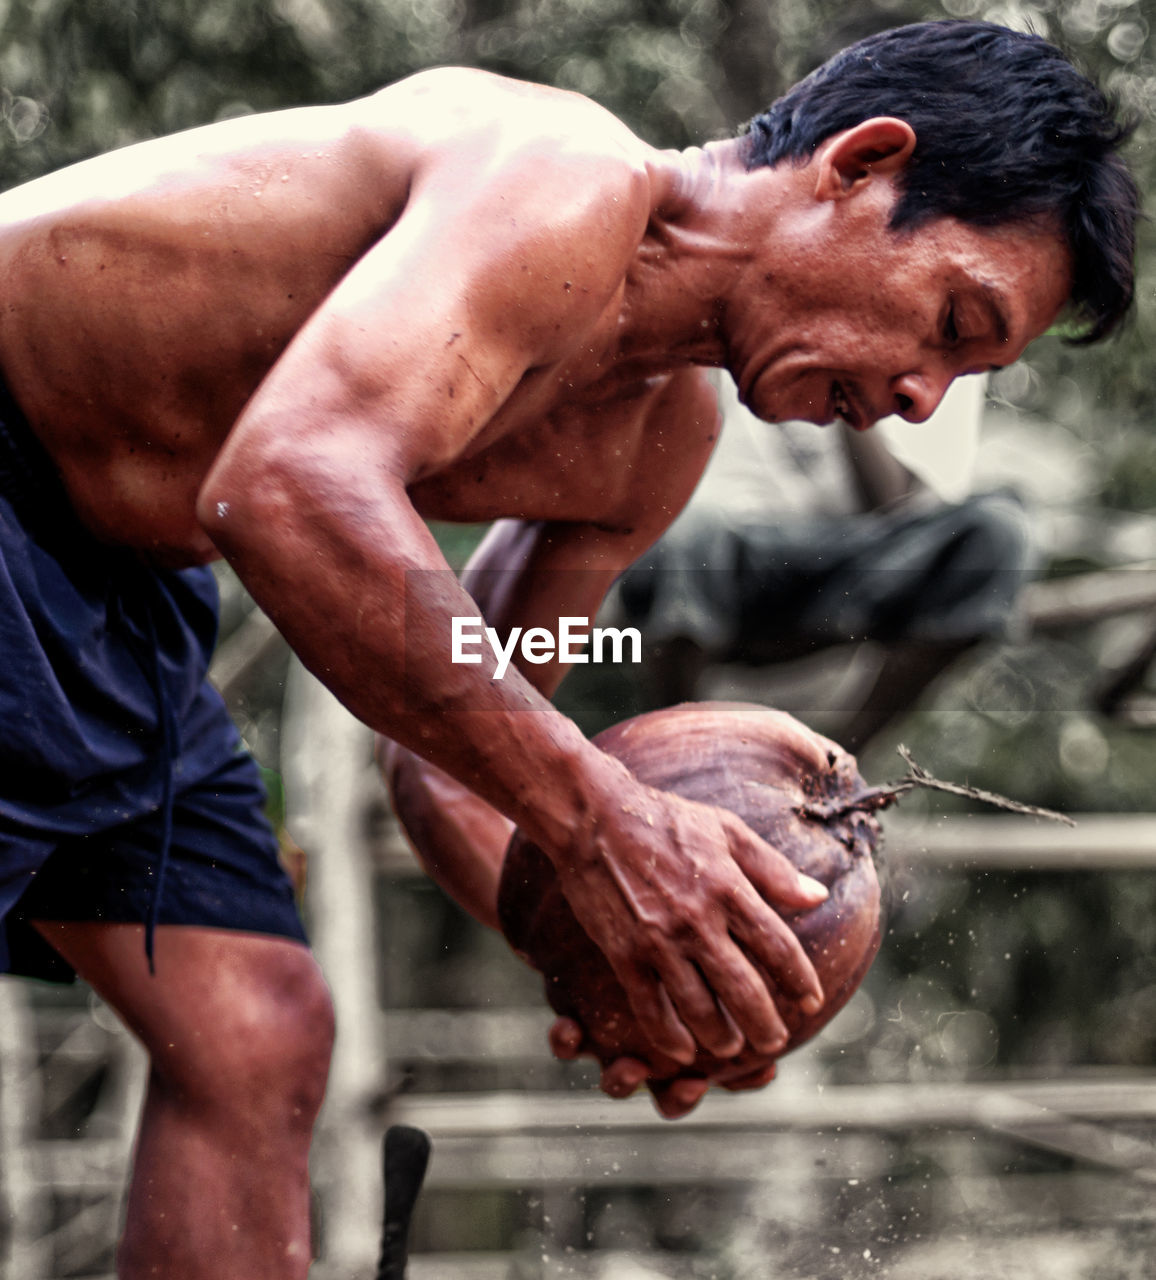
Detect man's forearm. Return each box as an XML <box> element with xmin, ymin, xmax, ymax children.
<box><xmin>381</xmin><ymin>741</ymin><xmax>512</xmax><ymax>930</ymax></box>
<box><xmin>200</xmin><ymin>470</ymin><xmax>627</xmax><ymax>862</ymax></box>
<box><xmin>201</xmin><ymin>464</ymin><xmax>828</xmax><ymax>1068</ymax></box>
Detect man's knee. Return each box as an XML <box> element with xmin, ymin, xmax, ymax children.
<box><xmin>147</xmin><ymin>941</ymin><xmax>335</xmax><ymax>1128</ymax></box>
<box><xmin>947</xmin><ymin>490</ymin><xmax>1036</xmax><ymax>575</ymax></box>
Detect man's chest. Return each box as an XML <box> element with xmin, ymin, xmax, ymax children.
<box><xmin>407</xmin><ymin>365</ymin><xmax>687</xmax><ymax>527</ymax></box>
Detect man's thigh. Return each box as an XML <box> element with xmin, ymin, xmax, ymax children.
<box><xmin>30</xmin><ymin>921</ymin><xmax>331</xmax><ymax>1086</ymax></box>
<box><xmin>5</xmin><ymin>748</ymin><xmax>308</xmax><ymax>981</ymax></box>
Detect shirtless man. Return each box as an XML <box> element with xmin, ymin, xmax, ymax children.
<box><xmin>0</xmin><ymin>18</ymin><xmax>1136</xmax><ymax>1278</ymax></box>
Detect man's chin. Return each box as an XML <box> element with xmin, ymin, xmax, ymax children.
<box><xmin>794</xmin><ymin>408</ymin><xmax>836</xmax><ymax>429</ymax></box>
<box><xmin>740</xmin><ymin>375</ymin><xmax>836</xmax><ymax>428</ymax></box>
<box><xmin>745</xmin><ymin>392</ymin><xmax>831</xmax><ymax>428</ymax></box>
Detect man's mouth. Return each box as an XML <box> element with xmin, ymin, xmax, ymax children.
<box><xmin>831</xmin><ymin>380</ymin><xmax>869</xmax><ymax>431</ymax></box>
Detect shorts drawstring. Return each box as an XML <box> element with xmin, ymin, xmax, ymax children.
<box><xmin>117</xmin><ymin>576</ymin><xmax>181</xmax><ymax>976</ymax></box>
<box><xmin>144</xmin><ymin>609</ymin><xmax>179</xmax><ymax>975</ymax></box>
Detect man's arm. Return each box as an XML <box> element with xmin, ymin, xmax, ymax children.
<box><xmin>197</xmin><ymin>163</ymin><xmax>826</xmax><ymax>1066</ymax></box>
<box><xmin>375</xmin><ymin>514</ymin><xmax>741</xmax><ymax>1113</ymax></box>
<box><xmin>379</xmin><ymin>517</ymin><xmax>622</xmax><ymax>931</ymax></box>
<box><xmin>381</xmin><ymin>493</ymin><xmax>706</xmax><ymax>927</ymax></box>
<box><xmin>384</xmin><ymin>515</ymin><xmax>799</xmax><ymax>1116</ymax></box>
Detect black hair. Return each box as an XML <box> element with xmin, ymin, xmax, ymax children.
<box><xmin>744</xmin><ymin>20</ymin><xmax>1139</xmax><ymax>343</ymax></box>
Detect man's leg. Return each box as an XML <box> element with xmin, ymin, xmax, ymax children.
<box><xmin>34</xmin><ymin>920</ymin><xmax>335</xmax><ymax>1280</ymax></box>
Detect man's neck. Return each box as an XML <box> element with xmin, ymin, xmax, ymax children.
<box><xmin>613</xmin><ymin>137</ymin><xmax>784</xmax><ymax>376</ymax></box>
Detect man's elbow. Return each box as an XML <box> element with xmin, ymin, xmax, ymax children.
<box><xmin>195</xmin><ymin>451</ymin><xmax>293</xmax><ymax>562</ymax></box>
<box><xmin>196</xmin><ymin>469</ymin><xmax>253</xmax><ymax>559</ymax></box>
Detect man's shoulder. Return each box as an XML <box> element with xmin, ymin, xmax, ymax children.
<box><xmin>352</xmin><ymin>70</ymin><xmax>661</xmax><ymax>338</ymax></box>
<box><xmin>373</xmin><ymin>67</ymin><xmax>644</xmax><ymax>145</ymax></box>
<box><xmin>365</xmin><ymin>67</ymin><xmax>655</xmax><ymax>202</ymax></box>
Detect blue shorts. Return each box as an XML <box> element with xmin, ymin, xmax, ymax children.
<box><xmin>0</xmin><ymin>381</ymin><xmax>307</xmax><ymax>981</ymax></box>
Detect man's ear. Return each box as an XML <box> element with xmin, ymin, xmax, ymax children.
<box><xmin>813</xmin><ymin>117</ymin><xmax>917</xmax><ymax>201</ymax></box>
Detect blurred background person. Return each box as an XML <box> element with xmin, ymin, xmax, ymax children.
<box><xmin>616</xmin><ymin>374</ymin><xmax>1036</xmax><ymax>748</ymax></box>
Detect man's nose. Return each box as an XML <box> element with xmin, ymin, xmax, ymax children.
<box><xmin>890</xmin><ymin>369</ymin><xmax>952</xmax><ymax>423</ymax></box>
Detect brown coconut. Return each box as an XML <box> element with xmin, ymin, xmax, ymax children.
<box><xmin>497</xmin><ymin>701</ymin><xmax>886</xmax><ymax>1085</ymax></box>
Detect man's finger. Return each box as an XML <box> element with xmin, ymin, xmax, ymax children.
<box><xmin>714</xmin><ymin>1060</ymin><xmax>778</xmax><ymax>1091</ymax></box>
<box><xmin>655</xmin><ymin>956</ymin><xmax>744</xmax><ymax>1060</ymax></box>
<box><xmin>600</xmin><ymin>1056</ymin><xmax>651</xmax><ymax>1099</ymax></box>
<box><xmin>692</xmin><ymin>939</ymin><xmax>790</xmax><ymax>1056</ymax></box>
<box><xmin>547</xmin><ymin>1016</ymin><xmax>585</xmax><ymax>1060</ymax></box>
<box><xmin>605</xmin><ymin>952</ymin><xmax>698</xmax><ymax>1066</ymax></box>
<box><xmin>730</xmin><ymin>820</ymin><xmax>829</xmax><ymax>910</ymax></box>
<box><xmin>727</xmin><ymin>881</ymin><xmax>826</xmax><ymax>1015</ymax></box>
<box><xmin>649</xmin><ymin>1076</ymin><xmax>710</xmax><ymax>1119</ymax></box>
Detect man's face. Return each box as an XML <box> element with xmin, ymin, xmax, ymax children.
<box><xmin>730</xmin><ymin>204</ymin><xmax>1072</xmax><ymax>432</ymax></box>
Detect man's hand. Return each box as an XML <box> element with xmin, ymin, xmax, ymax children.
<box><xmin>388</xmin><ymin>739</ymin><xmax>827</xmax><ymax>1087</ymax></box>
<box><xmin>549</xmin><ymin>771</ymin><xmax>828</xmax><ymax>1067</ymax></box>
<box><xmin>548</xmin><ymin>1016</ymin><xmax>777</xmax><ymax>1118</ymax></box>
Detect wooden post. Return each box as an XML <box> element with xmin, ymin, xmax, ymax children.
<box><xmin>0</xmin><ymin>980</ymin><xmax>51</xmax><ymax>1278</ymax></box>
<box><xmin>282</xmin><ymin>657</ymin><xmax>386</xmax><ymax>1277</ymax></box>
